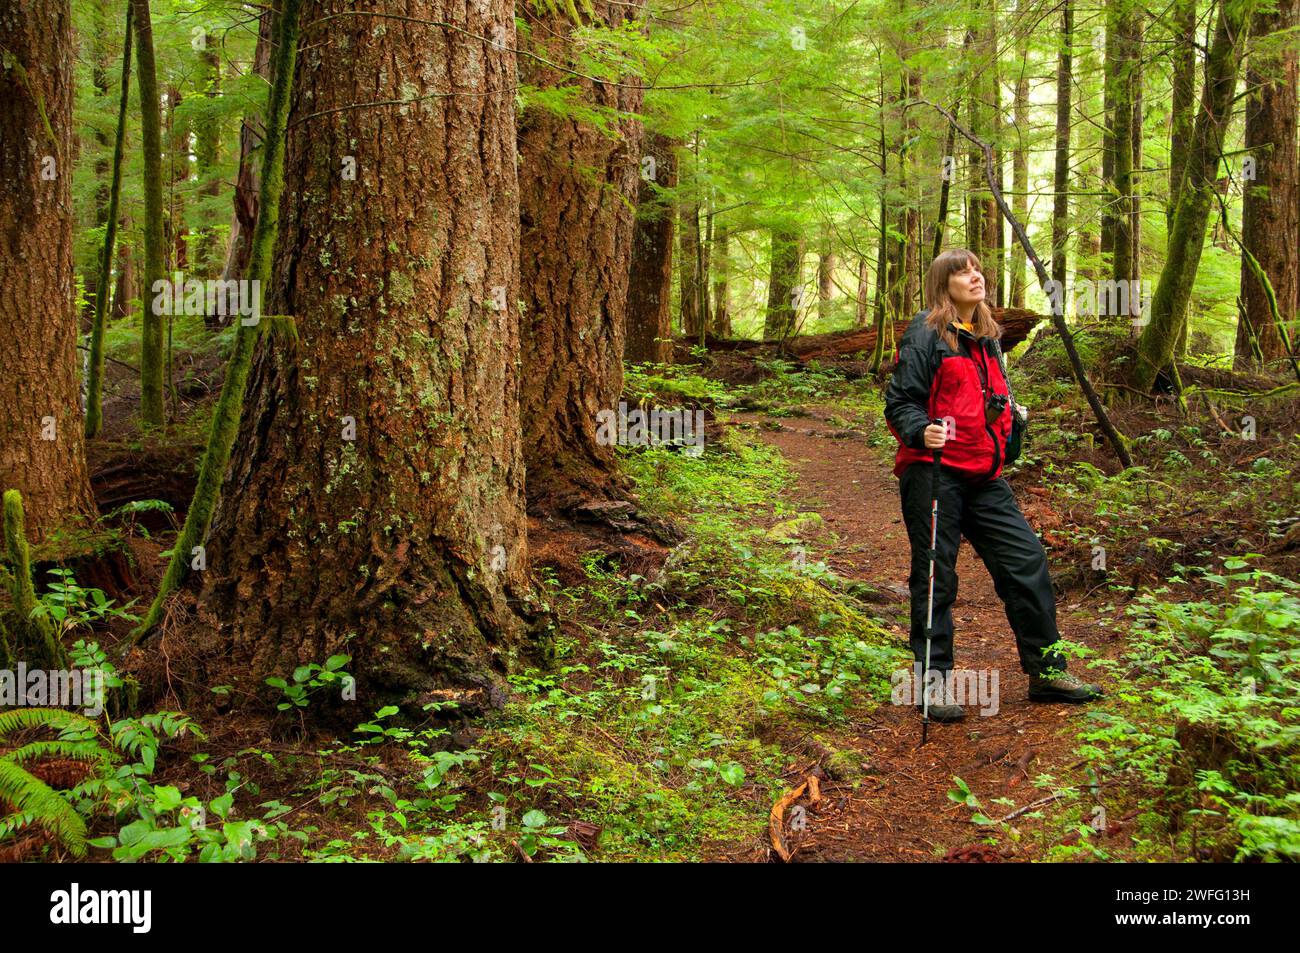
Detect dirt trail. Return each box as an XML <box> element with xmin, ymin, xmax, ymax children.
<box><xmin>738</xmin><ymin>407</ymin><xmax>1111</xmax><ymax>862</ymax></box>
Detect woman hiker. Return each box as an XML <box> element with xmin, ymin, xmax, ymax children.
<box><xmin>883</xmin><ymin>248</ymin><xmax>1102</xmax><ymax>723</ymax></box>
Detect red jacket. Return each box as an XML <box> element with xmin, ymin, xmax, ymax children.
<box><xmin>883</xmin><ymin>311</ymin><xmax>1013</xmax><ymax>481</ymax></box>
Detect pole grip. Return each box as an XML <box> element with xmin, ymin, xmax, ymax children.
<box><xmin>931</xmin><ymin>417</ymin><xmax>944</xmax><ymax>468</ymax></box>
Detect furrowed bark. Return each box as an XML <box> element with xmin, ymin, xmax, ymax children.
<box><xmin>0</xmin><ymin>0</ymin><xmax>97</xmax><ymax>541</ymax></box>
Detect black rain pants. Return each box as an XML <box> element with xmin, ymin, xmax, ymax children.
<box><xmin>898</xmin><ymin>461</ymin><xmax>1067</xmax><ymax>677</ymax></box>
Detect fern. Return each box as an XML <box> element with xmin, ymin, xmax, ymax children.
<box><xmin>0</xmin><ymin>708</ymin><xmax>113</xmax><ymax>857</ymax></box>
<box><xmin>0</xmin><ymin>761</ymin><xmax>88</xmax><ymax>856</ymax></box>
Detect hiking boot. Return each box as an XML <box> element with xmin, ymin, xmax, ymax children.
<box><xmin>916</xmin><ymin>701</ymin><xmax>966</xmax><ymax>723</ymax></box>
<box><xmin>915</xmin><ymin>677</ymin><xmax>966</xmax><ymax>722</ymax></box>
<box><xmin>1028</xmin><ymin>669</ymin><xmax>1103</xmax><ymax>704</ymax></box>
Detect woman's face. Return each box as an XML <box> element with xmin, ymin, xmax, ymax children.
<box><xmin>947</xmin><ymin>260</ymin><xmax>985</xmax><ymax>307</ymax></box>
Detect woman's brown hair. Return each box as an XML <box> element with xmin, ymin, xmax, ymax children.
<box><xmin>924</xmin><ymin>248</ymin><xmax>1002</xmax><ymax>351</ymax></box>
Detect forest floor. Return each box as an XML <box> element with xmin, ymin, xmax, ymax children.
<box><xmin>732</xmin><ymin>405</ymin><xmax>1117</xmax><ymax>861</ymax></box>
<box><xmin>7</xmin><ymin>320</ymin><xmax>1296</xmax><ymax>863</ymax></box>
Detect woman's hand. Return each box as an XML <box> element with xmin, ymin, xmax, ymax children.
<box><xmin>923</xmin><ymin>422</ymin><xmax>948</xmax><ymax>450</ymax></box>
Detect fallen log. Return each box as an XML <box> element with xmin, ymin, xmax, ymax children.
<box><xmin>787</xmin><ymin>306</ymin><xmax>1045</xmax><ymax>362</ymax></box>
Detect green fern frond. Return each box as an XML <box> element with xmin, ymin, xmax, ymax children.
<box><xmin>0</xmin><ymin>812</ymin><xmax>36</xmax><ymax>840</ymax></box>
<box><xmin>0</xmin><ymin>760</ymin><xmax>87</xmax><ymax>856</ymax></box>
<box><xmin>0</xmin><ymin>707</ymin><xmax>99</xmax><ymax>740</ymax></box>
<box><xmin>4</xmin><ymin>740</ymin><xmax>116</xmax><ymax>766</ymax></box>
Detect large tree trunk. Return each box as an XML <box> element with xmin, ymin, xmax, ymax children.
<box><xmin>0</xmin><ymin>0</ymin><xmax>97</xmax><ymax>541</ymax></box>
<box><xmin>625</xmin><ymin>132</ymin><xmax>676</xmax><ymax>364</ymax></box>
<box><xmin>1234</xmin><ymin>0</ymin><xmax>1299</xmax><ymax>369</ymax></box>
<box><xmin>1134</xmin><ymin>0</ymin><xmax>1259</xmax><ymax>391</ymax></box>
<box><xmin>517</xmin><ymin>1</ymin><xmax>647</xmax><ymax>510</ymax></box>
<box><xmin>198</xmin><ymin>0</ymin><xmax>533</xmax><ymax>706</ymax></box>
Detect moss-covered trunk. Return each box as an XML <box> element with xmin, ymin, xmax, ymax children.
<box><xmin>196</xmin><ymin>0</ymin><xmax>534</xmax><ymax>707</ymax></box>
<box><xmin>1133</xmin><ymin>0</ymin><xmax>1259</xmax><ymax>392</ymax></box>
<box><xmin>1168</xmin><ymin>0</ymin><xmax>1197</xmax><ymax>235</ymax></box>
<box><xmin>0</xmin><ymin>0</ymin><xmax>97</xmax><ymax>542</ymax></box>
<box><xmin>129</xmin><ymin>0</ymin><xmax>166</xmax><ymax>428</ymax></box>
<box><xmin>517</xmin><ymin>1</ymin><xmax>648</xmax><ymax>510</ymax></box>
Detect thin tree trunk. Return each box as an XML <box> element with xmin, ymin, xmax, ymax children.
<box><xmin>112</xmin><ymin>234</ymin><xmax>134</xmax><ymax>319</ymax></box>
<box><xmin>1130</xmin><ymin>16</ymin><xmax>1144</xmax><ymax>300</ymax></box>
<box><xmin>765</xmin><ymin>228</ymin><xmax>802</xmax><ymax>340</ymax></box>
<box><xmin>711</xmin><ymin>220</ymin><xmax>731</xmax><ymax>336</ymax></box>
<box><xmin>1168</xmin><ymin>0</ymin><xmax>1197</xmax><ymax>234</ymax></box>
<box><xmin>1052</xmin><ymin>0</ymin><xmax>1072</xmax><ymax>298</ymax></box>
<box><xmin>818</xmin><ymin>231</ymin><xmax>836</xmax><ymax>323</ymax></box>
<box><xmin>134</xmin><ymin>0</ymin><xmax>305</xmax><ymax>641</ymax></box>
<box><xmin>194</xmin><ymin>34</ymin><xmax>223</xmax><ymax>282</ymax></box>
<box><xmin>679</xmin><ymin>198</ymin><xmax>701</xmax><ymax>338</ymax></box>
<box><xmin>1010</xmin><ymin>6</ymin><xmax>1029</xmax><ymax>308</ymax></box>
<box><xmin>218</xmin><ymin>6</ymin><xmax>274</xmax><ymax>302</ymax></box>
<box><xmin>855</xmin><ymin>254</ymin><xmax>871</xmax><ymax>328</ymax></box>
<box><xmin>86</xmin><ymin>1</ymin><xmax>134</xmax><ymax>439</ymax></box>
<box><xmin>130</xmin><ymin>0</ymin><xmax>166</xmax><ymax>427</ymax></box>
<box><xmin>1108</xmin><ymin>1</ymin><xmax>1137</xmax><ymax>326</ymax></box>
<box><xmin>1134</xmin><ymin>0</ymin><xmax>1261</xmax><ymax>391</ymax></box>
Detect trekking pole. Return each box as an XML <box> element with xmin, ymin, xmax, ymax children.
<box><xmin>921</xmin><ymin>418</ymin><xmax>944</xmax><ymax>747</ymax></box>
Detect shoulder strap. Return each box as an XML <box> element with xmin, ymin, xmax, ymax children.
<box><xmin>991</xmin><ymin>339</ymin><xmax>1016</xmax><ymax>407</ymax></box>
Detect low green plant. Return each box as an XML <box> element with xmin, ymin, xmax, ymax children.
<box><xmin>1075</xmin><ymin>560</ymin><xmax>1300</xmax><ymax>861</ymax></box>
<box><xmin>0</xmin><ymin>708</ymin><xmax>116</xmax><ymax>857</ymax></box>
